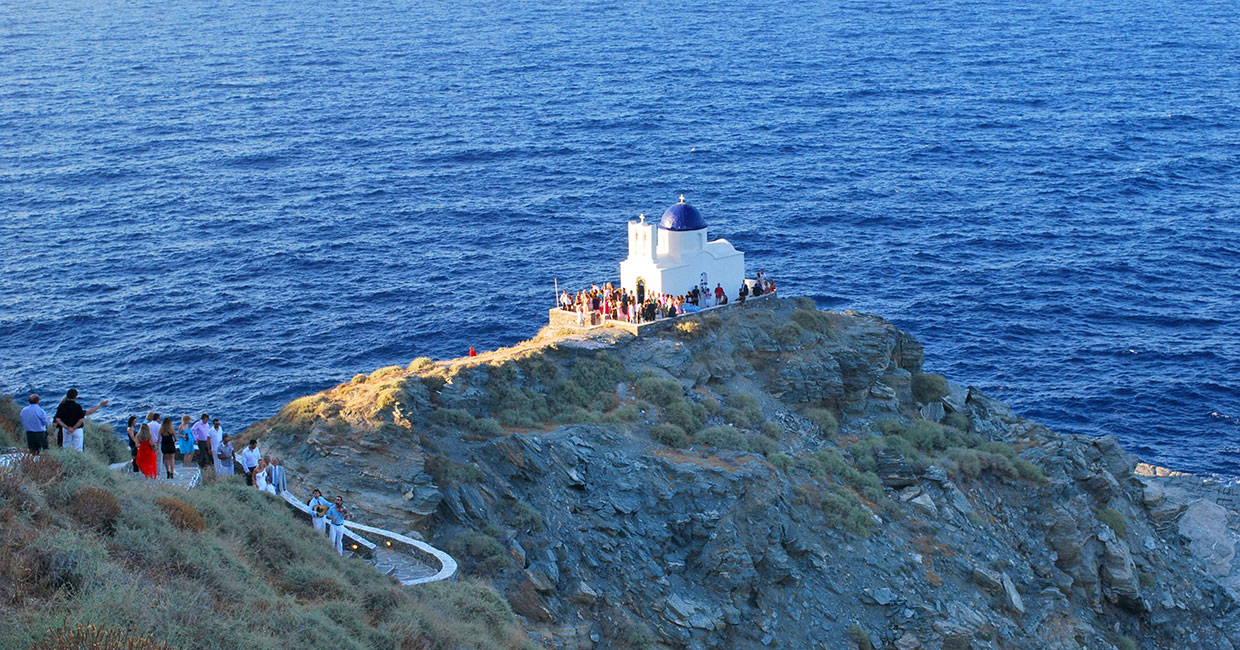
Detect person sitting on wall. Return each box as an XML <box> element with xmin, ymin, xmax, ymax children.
<box><xmin>751</xmin><ymin>281</ymin><xmax>763</xmax><ymax>297</ymax></box>
<box><xmin>738</xmin><ymin>282</ymin><xmax>749</xmax><ymax>303</ymax></box>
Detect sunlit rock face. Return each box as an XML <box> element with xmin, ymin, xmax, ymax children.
<box><xmin>254</xmin><ymin>297</ymin><xmax>1240</xmax><ymax>650</ymax></box>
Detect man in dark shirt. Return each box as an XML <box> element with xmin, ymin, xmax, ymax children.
<box><xmin>53</xmin><ymin>388</ymin><xmax>108</xmax><ymax>452</ymax></box>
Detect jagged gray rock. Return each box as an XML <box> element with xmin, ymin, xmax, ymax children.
<box><xmin>254</xmin><ymin>298</ymin><xmax>1240</xmax><ymax>650</ymax></box>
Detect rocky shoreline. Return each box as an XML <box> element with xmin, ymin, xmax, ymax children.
<box><xmin>252</xmin><ymin>297</ymin><xmax>1239</xmax><ymax>649</ymax></box>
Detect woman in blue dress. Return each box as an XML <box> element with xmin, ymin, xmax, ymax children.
<box><xmin>177</xmin><ymin>415</ymin><xmax>195</xmax><ymax>467</ymax></box>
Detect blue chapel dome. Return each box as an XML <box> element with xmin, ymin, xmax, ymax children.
<box><xmin>659</xmin><ymin>195</ymin><xmax>707</xmax><ymax>231</ymax></box>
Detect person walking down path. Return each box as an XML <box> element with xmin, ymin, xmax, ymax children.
<box><xmin>20</xmin><ymin>394</ymin><xmax>51</xmax><ymax>455</ymax></box>
<box><xmin>158</xmin><ymin>418</ymin><xmax>178</xmax><ymax>480</ymax></box>
<box><xmin>135</xmin><ymin>423</ymin><xmax>157</xmax><ymax>479</ymax></box>
<box><xmin>191</xmin><ymin>413</ymin><xmax>212</xmax><ymax>475</ymax></box>
<box><xmin>239</xmin><ymin>440</ymin><xmax>261</xmax><ymax>486</ymax></box>
<box><xmin>326</xmin><ymin>496</ymin><xmax>351</xmax><ymax>555</ymax></box>
<box><xmin>215</xmin><ymin>434</ymin><xmax>235</xmax><ymax>477</ymax></box>
<box><xmin>177</xmin><ymin>416</ymin><xmax>195</xmax><ymax>467</ymax></box>
<box><xmin>308</xmin><ymin>489</ymin><xmax>330</xmax><ymax>535</ymax></box>
<box><xmin>208</xmin><ymin>419</ymin><xmax>224</xmax><ymax>476</ymax></box>
<box><xmin>53</xmin><ymin>389</ymin><xmax>108</xmax><ymax>452</ymax></box>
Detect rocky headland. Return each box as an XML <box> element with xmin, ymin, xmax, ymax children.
<box><xmin>253</xmin><ymin>297</ymin><xmax>1240</xmax><ymax>650</ymax></box>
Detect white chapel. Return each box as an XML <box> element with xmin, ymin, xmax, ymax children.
<box><xmin>619</xmin><ymin>195</ymin><xmax>745</xmax><ymax>300</ymax></box>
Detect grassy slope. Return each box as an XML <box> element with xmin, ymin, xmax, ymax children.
<box><xmin>0</xmin><ymin>403</ymin><xmax>532</xmax><ymax>650</ymax></box>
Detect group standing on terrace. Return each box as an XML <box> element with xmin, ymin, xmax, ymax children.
<box><xmin>559</xmin><ymin>269</ymin><xmax>775</xmax><ymax>327</ymax></box>
<box><xmin>16</xmin><ymin>389</ymin><xmax>355</xmax><ymax>555</ymax></box>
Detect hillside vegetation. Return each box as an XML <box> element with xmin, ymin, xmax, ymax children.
<box><xmin>0</xmin><ymin>412</ymin><xmax>532</xmax><ymax>650</ymax></box>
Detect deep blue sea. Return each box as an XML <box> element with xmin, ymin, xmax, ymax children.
<box><xmin>2</xmin><ymin>0</ymin><xmax>1237</xmax><ymax>476</ymax></box>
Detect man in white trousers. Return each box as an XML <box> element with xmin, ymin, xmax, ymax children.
<box><xmin>325</xmin><ymin>495</ymin><xmax>351</xmax><ymax>555</ymax></box>
<box><xmin>308</xmin><ymin>489</ymin><xmax>330</xmax><ymax>535</ymax></box>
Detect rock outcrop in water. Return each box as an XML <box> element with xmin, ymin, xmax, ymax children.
<box><xmin>254</xmin><ymin>297</ymin><xmax>1240</xmax><ymax>650</ymax></box>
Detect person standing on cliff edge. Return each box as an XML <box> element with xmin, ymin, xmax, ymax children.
<box><xmin>191</xmin><ymin>413</ymin><xmax>213</xmax><ymax>476</ymax></box>
<box><xmin>53</xmin><ymin>388</ymin><xmax>108</xmax><ymax>452</ymax></box>
<box><xmin>20</xmin><ymin>394</ymin><xmax>51</xmax><ymax>455</ymax></box>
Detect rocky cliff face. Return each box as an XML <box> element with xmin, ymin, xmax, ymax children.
<box><xmin>254</xmin><ymin>297</ymin><xmax>1240</xmax><ymax>650</ymax></box>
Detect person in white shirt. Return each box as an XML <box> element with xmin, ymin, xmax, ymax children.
<box><xmin>208</xmin><ymin>419</ymin><xmax>224</xmax><ymax>477</ymax></box>
<box><xmin>239</xmin><ymin>439</ymin><xmax>262</xmax><ymax>485</ymax></box>
<box><xmin>308</xmin><ymin>489</ymin><xmax>330</xmax><ymax>535</ymax></box>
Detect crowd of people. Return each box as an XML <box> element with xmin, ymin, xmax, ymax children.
<box><xmin>557</xmin><ymin>270</ymin><xmax>776</xmax><ymax>327</ymax></box>
<box><xmin>17</xmin><ymin>389</ymin><xmax>355</xmax><ymax>555</ymax></box>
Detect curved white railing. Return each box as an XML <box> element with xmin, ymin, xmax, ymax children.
<box><xmin>279</xmin><ymin>489</ymin><xmax>457</xmax><ymax>584</ymax></box>
<box><xmin>345</xmin><ymin>520</ymin><xmax>458</xmax><ymax>585</ymax></box>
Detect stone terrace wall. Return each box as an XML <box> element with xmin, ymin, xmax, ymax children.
<box><xmin>546</xmin><ymin>292</ymin><xmax>780</xmax><ymax>336</ymax></box>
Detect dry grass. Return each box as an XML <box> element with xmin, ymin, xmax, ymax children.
<box><xmin>0</xmin><ymin>439</ymin><xmax>533</xmax><ymax>650</ymax></box>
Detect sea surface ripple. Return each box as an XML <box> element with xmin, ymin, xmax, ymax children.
<box><xmin>1</xmin><ymin>0</ymin><xmax>1237</xmax><ymax>476</ymax></box>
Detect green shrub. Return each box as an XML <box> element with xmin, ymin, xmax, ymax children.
<box><xmin>370</xmin><ymin>365</ymin><xmax>404</xmax><ymax>380</ymax></box>
<box><xmin>849</xmin><ymin>437</ymin><xmax>887</xmax><ymax>473</ymax></box>
<box><xmin>549</xmin><ymin>380</ymin><xmax>590</xmax><ymax>410</ymax></box>
<box><xmin>351</xmin><ymin>374</ymin><xmax>368</xmax><ymax>384</ymax></box>
<box><xmin>945</xmin><ymin>447</ymin><xmax>1015</xmax><ymax>479</ymax></box>
<box><xmin>429</xmin><ymin>408</ymin><xmax>477</xmax><ymax>430</ymax></box>
<box><xmin>426</xmin><ymin>455</ymin><xmax>483</xmax><ymax>485</ymax></box>
<box><xmin>944</xmin><ymin>410</ymin><xmax>970</xmax><ymax>431</ymax></box>
<box><xmin>898</xmin><ymin>419</ymin><xmax>974</xmax><ymax>451</ymax></box>
<box><xmin>83</xmin><ymin>421</ymin><xmax>126</xmax><ymax>463</ymax></box>
<box><xmin>447</xmin><ymin>530</ymin><xmax>509</xmax><ymax>576</ymax></box>
<box><xmin>822</xmin><ymin>489</ymin><xmax>872</xmax><ymax>537</ymax></box>
<box><xmin>976</xmin><ymin>441</ymin><xmax>1016</xmax><ymax>458</ymax></box>
<box><xmin>1096</xmin><ymin>508</ymin><xmax>1128</xmax><ymax>538</ymax></box>
<box><xmin>510</xmin><ymin>502</ymin><xmax>544</xmax><ymax>532</ymax></box>
<box><xmin>70</xmin><ymin>486</ymin><xmax>121</xmax><ymax>534</ymax></box>
<box><xmin>1014</xmin><ymin>458</ymin><xmax>1047</xmax><ymax>482</ymax></box>
<box><xmin>697</xmin><ymin>425</ymin><xmax>746</xmax><ymax>451</ymax></box>
<box><xmin>612</xmin><ymin>404</ymin><xmax>640</xmax><ymax>421</ymax></box>
<box><xmin>847</xmin><ymin>623</ymin><xmax>873</xmax><ymax>650</ymax></box>
<box><xmin>407</xmin><ymin>357</ymin><xmax>435</xmax><ymax>372</ymax></box>
<box><xmin>794</xmin><ymin>296</ymin><xmax>817</xmax><ymax>310</ymax></box>
<box><xmin>966</xmin><ymin>511</ymin><xmax>986</xmax><ymax>527</ymax></box>
<box><xmin>663</xmin><ymin>401</ymin><xmax>703</xmax><ymax>433</ymax></box>
<box><xmin>1114</xmin><ymin>636</ymin><xmax>1137</xmax><ymax>650</ymax></box>
<box><xmin>874</xmin><ymin>419</ymin><xmax>903</xmax><ymax>435</ymax></box>
<box><xmin>725</xmin><ymin>393</ymin><xmax>763</xmax><ymax>429</ymax></box>
<box><xmin>803</xmin><ymin>408</ymin><xmax>838</xmax><ymax>438</ymax></box>
<box><xmin>812</xmin><ymin>446</ymin><xmax>853</xmax><ymax>477</ymax></box>
<box><xmin>911</xmin><ymin>373</ymin><xmax>949</xmax><ymax>404</ymax></box>
<box><xmin>769</xmin><ymin>453</ymin><xmax>793</xmax><ymax>472</ymax></box>
<box><xmin>1139</xmin><ymin>571</ymin><xmax>1155</xmax><ymax>588</ymax></box>
<box><xmin>791</xmin><ymin>308</ymin><xmax>833</xmax><ymax>335</ymax></box>
<box><xmin>553</xmin><ymin>407</ymin><xmax>602</xmax><ymax>425</ymax></box>
<box><xmin>634</xmin><ymin>376</ymin><xmax>683</xmax><ymax>408</ymax></box>
<box><xmin>853</xmin><ymin>471</ymin><xmax>885</xmax><ymax>502</ymax></box>
<box><xmin>471</xmin><ymin>418</ymin><xmax>504</xmax><ymax>438</ymax></box>
<box><xmin>760</xmin><ymin>421</ymin><xmax>783</xmax><ymax>439</ymax></box>
<box><xmin>570</xmin><ymin>353</ymin><xmax>625</xmax><ymax>396</ymax></box>
<box><xmin>650</xmin><ymin>424</ymin><xmax>689</xmax><ymax>448</ymax></box>
<box><xmin>745</xmin><ymin>433</ymin><xmax>776</xmax><ymax>457</ymax></box>
<box><xmin>772</xmin><ymin>323</ymin><xmax>803</xmax><ymax>346</ymax></box>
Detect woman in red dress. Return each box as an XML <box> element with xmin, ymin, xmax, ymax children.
<box><xmin>136</xmin><ymin>423</ymin><xmax>157</xmax><ymax>479</ymax></box>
